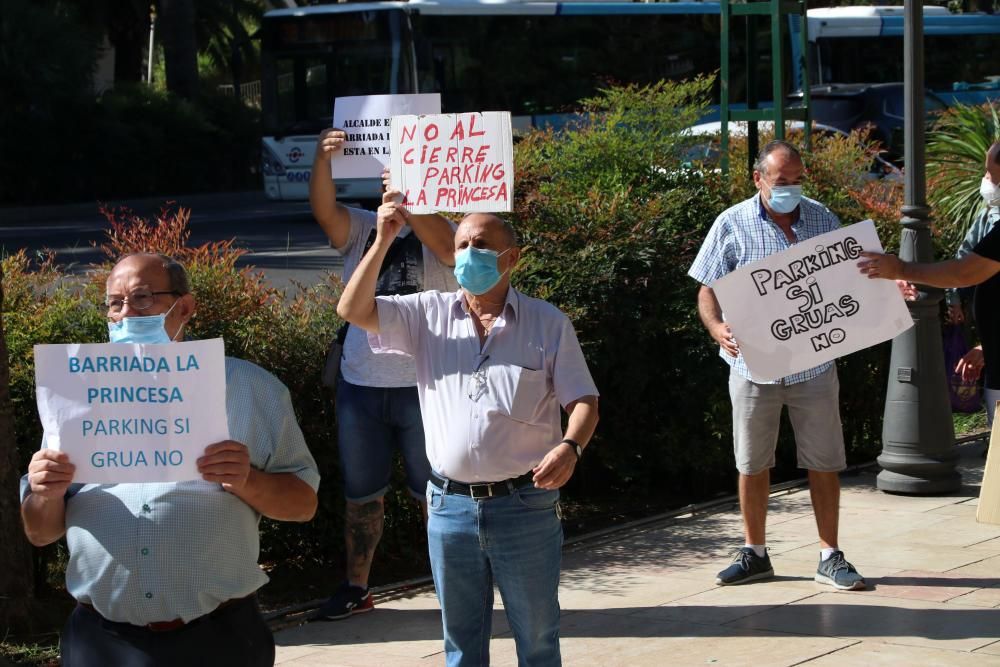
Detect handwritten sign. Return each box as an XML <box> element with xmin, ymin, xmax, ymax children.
<box><xmin>712</xmin><ymin>220</ymin><xmax>913</xmax><ymax>382</ymax></box>
<box><xmin>331</xmin><ymin>94</ymin><xmax>441</xmax><ymax>179</ymax></box>
<box><xmin>34</xmin><ymin>339</ymin><xmax>230</xmax><ymax>483</ymax></box>
<box><xmin>390</xmin><ymin>112</ymin><xmax>514</xmax><ymax>213</ymax></box>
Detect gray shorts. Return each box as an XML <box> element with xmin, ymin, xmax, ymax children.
<box><xmin>729</xmin><ymin>366</ymin><xmax>846</xmax><ymax>475</ymax></box>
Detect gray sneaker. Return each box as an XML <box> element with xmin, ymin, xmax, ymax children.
<box><xmin>716</xmin><ymin>547</ymin><xmax>774</xmax><ymax>585</ymax></box>
<box><xmin>815</xmin><ymin>550</ymin><xmax>866</xmax><ymax>590</ymax></box>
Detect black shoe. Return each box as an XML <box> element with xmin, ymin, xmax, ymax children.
<box><xmin>716</xmin><ymin>547</ymin><xmax>774</xmax><ymax>585</ymax></box>
<box><xmin>314</xmin><ymin>582</ymin><xmax>374</xmax><ymax>620</ymax></box>
<box><xmin>815</xmin><ymin>550</ymin><xmax>866</xmax><ymax>591</ymax></box>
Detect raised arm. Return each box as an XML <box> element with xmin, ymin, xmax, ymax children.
<box><xmin>309</xmin><ymin>129</ymin><xmax>353</xmax><ymax>249</ymax></box>
<box><xmin>858</xmin><ymin>251</ymin><xmax>1000</xmax><ymax>288</ymax></box>
<box><xmin>336</xmin><ymin>191</ymin><xmax>407</xmax><ymax>333</ymax></box>
<box><xmin>381</xmin><ymin>169</ymin><xmax>456</xmax><ymax>266</ymax></box>
<box><xmin>697</xmin><ymin>285</ymin><xmax>739</xmax><ymax>357</ymax></box>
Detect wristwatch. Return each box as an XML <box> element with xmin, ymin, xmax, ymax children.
<box><xmin>560</xmin><ymin>438</ymin><xmax>583</xmax><ymax>460</ymax></box>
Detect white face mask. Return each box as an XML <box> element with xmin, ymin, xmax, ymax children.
<box><xmin>981</xmin><ymin>177</ymin><xmax>1000</xmax><ymax>207</ymax></box>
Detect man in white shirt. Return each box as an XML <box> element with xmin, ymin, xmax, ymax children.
<box><xmin>337</xmin><ymin>195</ymin><xmax>599</xmax><ymax>667</ymax></box>
<box><xmin>310</xmin><ymin>129</ymin><xmax>458</xmax><ymax>620</ymax></box>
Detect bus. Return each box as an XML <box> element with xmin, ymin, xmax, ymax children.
<box><xmin>260</xmin><ymin>0</ymin><xmax>734</xmax><ymax>201</ymax></box>
<box><xmin>794</xmin><ymin>6</ymin><xmax>1000</xmax><ymax>105</ymax></box>
<box><xmin>260</xmin><ymin>1</ymin><xmax>1000</xmax><ymax>201</ymax></box>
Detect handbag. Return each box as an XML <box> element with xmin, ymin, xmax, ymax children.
<box><xmin>321</xmin><ymin>322</ymin><xmax>350</xmax><ymax>388</ymax></box>
<box><xmin>943</xmin><ymin>324</ymin><xmax>983</xmax><ymax>413</ymax></box>
<box><xmin>321</xmin><ymin>230</ymin><xmax>411</xmax><ymax>389</ymax></box>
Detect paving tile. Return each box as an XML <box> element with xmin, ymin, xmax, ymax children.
<box><xmin>803</xmin><ymin>640</ymin><xmax>1000</xmax><ymax>666</ymax></box>
<box><xmin>726</xmin><ymin>591</ymin><xmax>1000</xmax><ymax>652</ymax></box>
<box><xmin>780</xmin><ymin>541</ymin><xmax>996</xmax><ymax>572</ymax></box>
<box><xmin>859</xmin><ymin>570</ymin><xmax>986</xmax><ymax>603</ymax></box>
<box><xmin>944</xmin><ymin>554</ymin><xmax>1000</xmax><ymax>579</ymax></box>
<box><xmin>557</xmin><ymin>573</ymin><xmax>716</xmax><ymax>614</ymax></box>
<box><xmin>887</xmin><ymin>519</ymin><xmax>1000</xmax><ymax>548</ymax></box>
<box><xmin>975</xmin><ymin>639</ymin><xmax>1000</xmax><ymax>656</ymax></box>
<box><xmin>947</xmin><ymin>586</ymin><xmax>1000</xmax><ymax>608</ymax></box>
<box><xmin>639</xmin><ymin>584</ymin><xmax>822</xmax><ymax>625</ymax></box>
<box><xmin>487</xmin><ymin>612</ymin><xmax>856</xmax><ymax>667</ymax></box>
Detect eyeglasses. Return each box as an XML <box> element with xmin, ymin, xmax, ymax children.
<box><xmin>467</xmin><ymin>354</ymin><xmax>490</xmax><ymax>401</ymax></box>
<box><xmin>106</xmin><ymin>289</ymin><xmax>180</xmax><ymax>315</ymax></box>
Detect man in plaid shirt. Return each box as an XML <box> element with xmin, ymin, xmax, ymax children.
<box><xmin>688</xmin><ymin>140</ymin><xmax>866</xmax><ymax>591</ymax></box>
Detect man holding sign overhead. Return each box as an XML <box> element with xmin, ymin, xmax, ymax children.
<box><xmin>20</xmin><ymin>253</ymin><xmax>320</xmax><ymax>666</ymax></box>
<box><xmin>337</xmin><ymin>194</ymin><xmax>598</xmax><ymax>665</ymax></box>
<box><xmin>310</xmin><ymin>116</ymin><xmax>458</xmax><ymax>620</ymax></box>
<box><xmin>689</xmin><ymin>141</ymin><xmax>868</xmax><ymax>591</ymax></box>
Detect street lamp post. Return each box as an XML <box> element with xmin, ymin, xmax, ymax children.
<box><xmin>876</xmin><ymin>0</ymin><xmax>960</xmax><ymax>494</ymax></box>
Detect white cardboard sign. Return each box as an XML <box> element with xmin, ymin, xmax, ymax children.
<box><xmin>332</xmin><ymin>94</ymin><xmax>442</xmax><ymax>178</ymax></box>
<box><xmin>34</xmin><ymin>339</ymin><xmax>230</xmax><ymax>484</ymax></box>
<box><xmin>389</xmin><ymin>111</ymin><xmax>514</xmax><ymax>213</ymax></box>
<box><xmin>712</xmin><ymin>220</ymin><xmax>914</xmax><ymax>382</ymax></box>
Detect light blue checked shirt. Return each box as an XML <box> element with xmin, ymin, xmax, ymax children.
<box><xmin>20</xmin><ymin>357</ymin><xmax>320</xmax><ymax>626</ymax></box>
<box><xmin>688</xmin><ymin>192</ymin><xmax>841</xmax><ymax>385</ymax></box>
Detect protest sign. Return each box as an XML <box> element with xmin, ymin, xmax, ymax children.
<box><xmin>712</xmin><ymin>220</ymin><xmax>913</xmax><ymax>382</ymax></box>
<box><xmin>390</xmin><ymin>111</ymin><xmax>514</xmax><ymax>213</ymax></box>
<box><xmin>332</xmin><ymin>94</ymin><xmax>441</xmax><ymax>179</ymax></box>
<box><xmin>34</xmin><ymin>339</ymin><xmax>229</xmax><ymax>484</ymax></box>
<box><xmin>978</xmin><ymin>407</ymin><xmax>1000</xmax><ymax>525</ymax></box>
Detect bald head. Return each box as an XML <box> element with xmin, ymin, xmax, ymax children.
<box><xmin>458</xmin><ymin>213</ymin><xmax>519</xmax><ymax>249</ymax></box>
<box><xmin>106</xmin><ymin>253</ymin><xmax>195</xmax><ymax>340</ymax></box>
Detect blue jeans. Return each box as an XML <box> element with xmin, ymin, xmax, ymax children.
<box><xmin>426</xmin><ymin>480</ymin><xmax>563</xmax><ymax>667</ymax></box>
<box><xmin>336</xmin><ymin>379</ymin><xmax>430</xmax><ymax>502</ymax></box>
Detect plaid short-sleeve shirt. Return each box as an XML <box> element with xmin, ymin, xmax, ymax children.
<box><xmin>688</xmin><ymin>193</ymin><xmax>841</xmax><ymax>385</ymax></box>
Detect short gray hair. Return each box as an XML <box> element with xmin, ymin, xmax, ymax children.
<box><xmin>753</xmin><ymin>140</ymin><xmax>802</xmax><ymax>177</ymax></box>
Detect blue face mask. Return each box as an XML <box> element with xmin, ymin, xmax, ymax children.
<box><xmin>454</xmin><ymin>246</ymin><xmax>511</xmax><ymax>295</ymax></box>
<box><xmin>107</xmin><ymin>301</ymin><xmax>180</xmax><ymax>344</ymax></box>
<box><xmin>766</xmin><ymin>184</ymin><xmax>802</xmax><ymax>214</ymax></box>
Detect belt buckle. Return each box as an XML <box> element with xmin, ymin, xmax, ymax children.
<box><xmin>469</xmin><ymin>483</ymin><xmax>494</xmax><ymax>499</ymax></box>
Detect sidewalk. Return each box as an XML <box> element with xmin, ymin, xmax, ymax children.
<box><xmin>273</xmin><ymin>443</ymin><xmax>1000</xmax><ymax>666</ymax></box>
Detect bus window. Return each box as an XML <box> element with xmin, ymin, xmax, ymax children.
<box><xmin>817</xmin><ymin>34</ymin><xmax>1000</xmax><ymax>89</ymax></box>
<box><xmin>412</xmin><ymin>14</ymin><xmax>725</xmax><ymax>116</ymax></box>
<box><xmin>261</xmin><ymin>10</ymin><xmax>414</xmax><ymax>136</ymax></box>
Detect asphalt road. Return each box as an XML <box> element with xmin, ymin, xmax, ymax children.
<box><xmin>0</xmin><ymin>193</ymin><xmax>347</xmax><ymax>291</ymax></box>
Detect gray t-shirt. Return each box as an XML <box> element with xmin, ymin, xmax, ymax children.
<box><xmin>338</xmin><ymin>207</ymin><xmax>458</xmax><ymax>387</ymax></box>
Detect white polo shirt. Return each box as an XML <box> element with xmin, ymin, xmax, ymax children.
<box><xmin>371</xmin><ymin>288</ymin><xmax>598</xmax><ymax>483</ymax></box>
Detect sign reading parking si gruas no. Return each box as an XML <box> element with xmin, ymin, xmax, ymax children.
<box><xmin>34</xmin><ymin>339</ymin><xmax>229</xmax><ymax>484</ymax></box>
<box><xmin>711</xmin><ymin>220</ymin><xmax>913</xmax><ymax>383</ymax></box>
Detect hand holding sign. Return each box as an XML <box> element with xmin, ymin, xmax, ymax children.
<box><xmin>376</xmin><ymin>189</ymin><xmax>409</xmax><ymax>241</ymax></box>
<box><xmin>197</xmin><ymin>440</ymin><xmax>251</xmax><ymax>492</ymax></box>
<box><xmin>857</xmin><ymin>251</ymin><xmax>905</xmax><ymax>280</ymax></box>
<box><xmin>27</xmin><ymin>449</ymin><xmax>76</xmax><ymax>499</ymax></box>
<box><xmin>317</xmin><ymin>129</ymin><xmax>347</xmax><ymax>159</ymax></box>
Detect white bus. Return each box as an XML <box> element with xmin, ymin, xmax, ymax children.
<box><xmin>259</xmin><ymin>0</ymin><xmax>730</xmax><ymax>201</ymax></box>
<box><xmin>794</xmin><ymin>6</ymin><xmax>1000</xmax><ymax>104</ymax></box>
<box><xmin>259</xmin><ymin>2</ymin><xmax>1000</xmax><ymax>201</ymax></box>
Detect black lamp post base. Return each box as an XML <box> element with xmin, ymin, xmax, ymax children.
<box><xmin>876</xmin><ymin>452</ymin><xmax>961</xmax><ymax>494</ymax></box>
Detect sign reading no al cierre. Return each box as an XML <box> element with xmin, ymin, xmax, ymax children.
<box><xmin>34</xmin><ymin>339</ymin><xmax>229</xmax><ymax>484</ymax></box>
<box><xmin>712</xmin><ymin>220</ymin><xmax>914</xmax><ymax>382</ymax></box>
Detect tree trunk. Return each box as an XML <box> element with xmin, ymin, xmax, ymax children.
<box><xmin>160</xmin><ymin>0</ymin><xmax>199</xmax><ymax>99</ymax></box>
<box><xmin>0</xmin><ymin>266</ymin><xmax>36</xmax><ymax>635</ymax></box>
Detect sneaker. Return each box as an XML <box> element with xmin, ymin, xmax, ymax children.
<box><xmin>715</xmin><ymin>547</ymin><xmax>774</xmax><ymax>585</ymax></box>
<box><xmin>815</xmin><ymin>551</ymin><xmax>866</xmax><ymax>591</ymax></box>
<box><xmin>314</xmin><ymin>582</ymin><xmax>374</xmax><ymax>620</ymax></box>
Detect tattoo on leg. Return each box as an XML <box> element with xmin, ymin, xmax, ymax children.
<box><xmin>344</xmin><ymin>499</ymin><xmax>385</xmax><ymax>583</ymax></box>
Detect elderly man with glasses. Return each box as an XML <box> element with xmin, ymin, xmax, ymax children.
<box><xmin>337</xmin><ymin>191</ymin><xmax>600</xmax><ymax>667</ymax></box>
<box><xmin>20</xmin><ymin>252</ymin><xmax>320</xmax><ymax>667</ymax></box>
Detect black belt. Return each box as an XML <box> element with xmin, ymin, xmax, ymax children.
<box><xmin>430</xmin><ymin>471</ymin><xmax>535</xmax><ymax>499</ymax></box>
<box><xmin>79</xmin><ymin>594</ymin><xmax>255</xmax><ymax>633</ymax></box>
